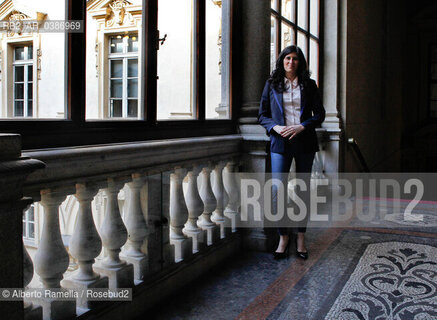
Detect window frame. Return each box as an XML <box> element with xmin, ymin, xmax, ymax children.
<box><xmin>0</xmin><ymin>0</ymin><xmax>237</xmax><ymax>149</ymax></box>
<box><xmin>270</xmin><ymin>0</ymin><xmax>322</xmax><ymax>84</ymax></box>
<box><xmin>23</xmin><ymin>204</ymin><xmax>36</xmax><ymax>243</ymax></box>
<box><xmin>12</xmin><ymin>44</ymin><xmax>34</xmax><ymax>118</ymax></box>
<box><xmin>107</xmin><ymin>34</ymin><xmax>139</xmax><ymax>119</ymax></box>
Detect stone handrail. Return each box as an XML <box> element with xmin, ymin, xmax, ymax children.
<box><xmin>17</xmin><ymin>135</ymin><xmax>243</xmax><ymax>319</ymax></box>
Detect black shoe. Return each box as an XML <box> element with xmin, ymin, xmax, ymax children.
<box><xmin>273</xmin><ymin>243</ymin><xmax>290</xmax><ymax>260</ymax></box>
<box><xmin>295</xmin><ymin>238</ymin><xmax>308</xmax><ymax>260</ymax></box>
<box><xmin>296</xmin><ymin>251</ymin><xmax>308</xmax><ymax>260</ymax></box>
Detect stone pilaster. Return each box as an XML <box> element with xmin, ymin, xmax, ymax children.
<box><xmin>0</xmin><ymin>134</ymin><xmax>45</xmax><ymax>319</ymax></box>
<box><xmin>237</xmin><ymin>0</ymin><xmax>272</xmax><ymax>251</ymax></box>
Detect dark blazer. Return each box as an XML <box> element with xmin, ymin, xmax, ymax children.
<box><xmin>258</xmin><ymin>78</ymin><xmax>325</xmax><ymax>154</ymax></box>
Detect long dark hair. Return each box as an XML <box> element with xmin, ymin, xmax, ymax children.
<box><xmin>269</xmin><ymin>45</ymin><xmax>310</xmax><ymax>93</ymax></box>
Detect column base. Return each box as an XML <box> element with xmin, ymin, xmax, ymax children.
<box><xmin>211</xmin><ymin>213</ymin><xmax>225</xmax><ymax>237</ymax></box>
<box><xmin>62</xmin><ymin>274</ymin><xmax>109</xmax><ymax>310</ymax></box>
<box><xmin>199</xmin><ymin>224</ymin><xmax>220</xmax><ymax>246</ymax></box>
<box><xmin>224</xmin><ymin>211</ymin><xmax>238</xmax><ymax>233</ymax></box>
<box><xmin>29</xmin><ymin>293</ymin><xmax>76</xmax><ymax>320</ymax></box>
<box><xmin>94</xmin><ymin>262</ymin><xmax>134</xmax><ymax>289</ymax></box>
<box><xmin>183</xmin><ymin>229</ymin><xmax>203</xmax><ymax>254</ymax></box>
<box><xmin>24</xmin><ymin>302</ymin><xmax>43</xmax><ymax>320</ymax></box>
<box><xmin>169</xmin><ymin>238</ymin><xmax>193</xmax><ymax>263</ymax></box>
<box><xmin>119</xmin><ymin>253</ymin><xmax>148</xmax><ymax>282</ymax></box>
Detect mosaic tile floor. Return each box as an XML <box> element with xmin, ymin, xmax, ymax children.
<box><xmin>146</xmin><ymin>228</ymin><xmax>437</xmax><ymax>320</ymax></box>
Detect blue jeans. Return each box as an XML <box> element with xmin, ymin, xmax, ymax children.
<box><xmin>271</xmin><ymin>151</ymin><xmax>315</xmax><ymax>235</ymax></box>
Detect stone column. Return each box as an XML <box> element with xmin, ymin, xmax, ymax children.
<box><xmin>237</xmin><ymin>0</ymin><xmax>272</xmax><ymax>251</ymax></box>
<box><xmin>319</xmin><ymin>0</ymin><xmax>343</xmax><ymax>176</ymax></box>
<box><xmin>0</xmin><ymin>135</ymin><xmax>44</xmax><ymax>320</ymax></box>
<box><xmin>238</xmin><ymin>0</ymin><xmax>270</xmax><ymax>127</ymax></box>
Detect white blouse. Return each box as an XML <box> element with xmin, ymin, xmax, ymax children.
<box><xmin>283</xmin><ymin>77</ymin><xmax>301</xmax><ymax>126</ymax></box>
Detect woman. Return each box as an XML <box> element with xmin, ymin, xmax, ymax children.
<box><xmin>258</xmin><ymin>45</ymin><xmax>325</xmax><ymax>260</ymax></box>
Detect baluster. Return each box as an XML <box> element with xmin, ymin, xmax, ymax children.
<box><xmin>169</xmin><ymin>167</ymin><xmax>191</xmax><ymax>262</ymax></box>
<box><xmin>62</xmin><ymin>183</ymin><xmax>108</xmax><ymax>309</ymax></box>
<box><xmin>211</xmin><ymin>161</ymin><xmax>227</xmax><ymax>239</ymax></box>
<box><xmin>22</xmin><ymin>202</ymin><xmax>43</xmax><ymax>320</ymax></box>
<box><xmin>94</xmin><ymin>178</ymin><xmax>134</xmax><ymax>288</ymax></box>
<box><xmin>223</xmin><ymin>161</ymin><xmax>240</xmax><ymax>233</ymax></box>
<box><xmin>182</xmin><ymin>166</ymin><xmax>203</xmax><ymax>253</ymax></box>
<box><xmin>121</xmin><ymin>173</ymin><xmax>148</xmax><ymax>281</ymax></box>
<box><xmin>198</xmin><ymin>163</ymin><xmax>218</xmax><ymax>245</ymax></box>
<box><xmin>34</xmin><ymin>189</ymin><xmax>76</xmax><ymax>320</ymax></box>
<box><xmin>211</xmin><ymin>161</ymin><xmax>227</xmax><ymax>238</ymax></box>
<box><xmin>23</xmin><ymin>241</ymin><xmax>33</xmax><ymax>293</ymax></box>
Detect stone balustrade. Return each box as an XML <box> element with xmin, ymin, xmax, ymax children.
<box><xmin>16</xmin><ymin>135</ymin><xmax>242</xmax><ymax>320</ymax></box>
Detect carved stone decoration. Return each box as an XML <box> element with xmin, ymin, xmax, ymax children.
<box><xmin>211</xmin><ymin>0</ymin><xmax>222</xmax><ymax>7</ymax></box>
<box><xmin>5</xmin><ymin>10</ymin><xmax>46</xmax><ymax>37</ymax></box>
<box><xmin>105</xmin><ymin>0</ymin><xmax>134</xmax><ymax>27</ymax></box>
<box><xmin>7</xmin><ymin>11</ymin><xmax>30</xmax><ymax>36</ymax></box>
<box><xmin>37</xmin><ymin>49</ymin><xmax>42</xmax><ymax>80</ymax></box>
<box><xmin>95</xmin><ymin>41</ymin><xmax>99</xmax><ymax>78</ymax></box>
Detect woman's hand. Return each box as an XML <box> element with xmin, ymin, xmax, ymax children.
<box><xmin>273</xmin><ymin>125</ymin><xmax>286</xmax><ymax>135</ymax></box>
<box><xmin>279</xmin><ymin>125</ymin><xmax>305</xmax><ymax>139</ymax></box>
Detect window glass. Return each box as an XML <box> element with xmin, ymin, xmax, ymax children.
<box><xmin>157</xmin><ymin>0</ymin><xmax>194</xmax><ymax>120</ymax></box>
<box><xmin>272</xmin><ymin>0</ymin><xmax>278</xmax><ymax>11</ymax></box>
<box><xmin>128</xmin><ymin>36</ymin><xmax>138</xmax><ymax>53</ymax></box>
<box><xmin>271</xmin><ymin>0</ymin><xmax>319</xmax><ymax>80</ymax></box>
<box><xmin>86</xmin><ymin>0</ymin><xmax>143</xmax><ymax>120</ymax></box>
<box><xmin>111</xmin><ymin>60</ymin><xmax>123</xmax><ymax>78</ymax></box>
<box><xmin>310</xmin><ymin>0</ymin><xmax>319</xmax><ymax>37</ymax></box>
<box><xmin>281</xmin><ymin>0</ymin><xmax>295</xmax><ymax>23</ymax></box>
<box><xmin>128</xmin><ymin>59</ymin><xmax>138</xmax><ymax>77</ymax></box>
<box><xmin>110</xmin><ymin>37</ymin><xmax>124</xmax><ymax>54</ymax></box>
<box><xmin>15</xmin><ymin>66</ymin><xmax>24</xmax><ymax>82</ymax></box>
<box><xmin>14</xmin><ymin>101</ymin><xmax>24</xmax><ymax>117</ymax></box>
<box><xmin>309</xmin><ymin>38</ymin><xmax>319</xmax><ymax>83</ymax></box>
<box><xmin>28</xmin><ymin>45</ymin><xmax>33</xmax><ymax>60</ymax></box>
<box><xmin>0</xmin><ymin>1</ymin><xmax>67</xmax><ymax>119</ymax></box>
<box><xmin>281</xmin><ymin>23</ymin><xmax>293</xmax><ymax>50</ymax></box>
<box><xmin>297</xmin><ymin>0</ymin><xmax>308</xmax><ymax>29</ymax></box>
<box><xmin>15</xmin><ymin>84</ymin><xmax>24</xmax><ymax>100</ymax></box>
<box><xmin>297</xmin><ymin>31</ymin><xmax>307</xmax><ymax>58</ymax></box>
<box><xmin>111</xmin><ymin>79</ymin><xmax>123</xmax><ymax>98</ymax></box>
<box><xmin>271</xmin><ymin>16</ymin><xmax>278</xmax><ymax>71</ymax></box>
<box><xmin>206</xmin><ymin>0</ymin><xmax>230</xmax><ymax>119</ymax></box>
<box><xmin>15</xmin><ymin>47</ymin><xmax>25</xmax><ymax>61</ymax></box>
<box><xmin>128</xmin><ymin>79</ymin><xmax>138</xmax><ymax>97</ymax></box>
<box><xmin>23</xmin><ymin>205</ymin><xmax>35</xmax><ymax>241</ymax></box>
